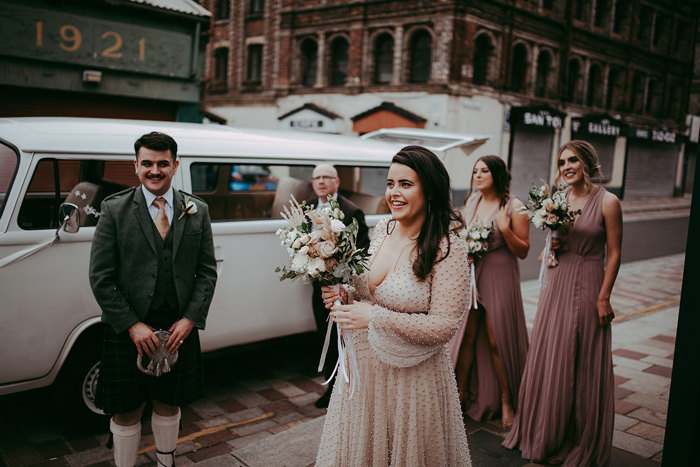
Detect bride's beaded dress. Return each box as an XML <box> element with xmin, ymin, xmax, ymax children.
<box><xmin>316</xmin><ymin>217</ymin><xmax>472</xmax><ymax>467</ymax></box>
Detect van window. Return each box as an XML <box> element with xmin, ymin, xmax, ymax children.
<box><xmin>0</xmin><ymin>142</ymin><xmax>19</xmax><ymax>219</ymax></box>
<box><xmin>191</xmin><ymin>163</ymin><xmax>390</xmax><ymax>221</ymax></box>
<box><xmin>18</xmin><ymin>159</ymin><xmax>137</xmax><ymax>230</ymax></box>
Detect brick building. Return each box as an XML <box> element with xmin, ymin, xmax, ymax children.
<box><xmin>0</xmin><ymin>0</ymin><xmax>210</xmax><ymax>122</ymax></box>
<box><xmin>200</xmin><ymin>0</ymin><xmax>698</xmax><ymax>198</ymax></box>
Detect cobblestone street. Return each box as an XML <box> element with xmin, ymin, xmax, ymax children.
<box><xmin>0</xmin><ymin>254</ymin><xmax>685</xmax><ymax>466</ymax></box>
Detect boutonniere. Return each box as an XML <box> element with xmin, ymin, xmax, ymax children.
<box><xmin>178</xmin><ymin>195</ymin><xmax>198</xmax><ymax>220</ymax></box>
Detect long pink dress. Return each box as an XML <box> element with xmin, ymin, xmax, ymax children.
<box><xmin>316</xmin><ymin>217</ymin><xmax>472</xmax><ymax>467</ymax></box>
<box><xmin>448</xmin><ymin>193</ymin><xmax>529</xmax><ymax>421</ymax></box>
<box><xmin>503</xmin><ymin>185</ymin><xmax>614</xmax><ymax>466</ymax></box>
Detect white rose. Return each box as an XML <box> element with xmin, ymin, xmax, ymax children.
<box><xmin>299</xmin><ymin>234</ymin><xmax>310</xmax><ymax>244</ymax></box>
<box><xmin>292</xmin><ymin>239</ymin><xmax>302</xmax><ymax>249</ymax></box>
<box><xmin>469</xmin><ymin>230</ymin><xmax>481</xmax><ymax>240</ymax></box>
<box><xmin>542</xmin><ymin>198</ymin><xmax>554</xmax><ymax>212</ymax></box>
<box><xmin>298</xmin><ymin>245</ymin><xmax>309</xmax><ymax>255</ymax></box>
<box><xmin>330</xmin><ymin>219</ymin><xmax>345</xmax><ymax>233</ymax></box>
<box><xmin>480</xmin><ymin>229</ymin><xmax>489</xmax><ymax>239</ymax></box>
<box><xmin>291</xmin><ymin>253</ymin><xmax>310</xmax><ymax>271</ymax></box>
<box><xmin>317</xmin><ymin>240</ymin><xmax>338</xmax><ymax>258</ymax></box>
<box><xmin>308</xmin><ymin>257</ymin><xmax>326</xmax><ymax>275</ymax></box>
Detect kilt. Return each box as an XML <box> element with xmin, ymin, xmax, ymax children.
<box><xmin>95</xmin><ymin>312</ymin><xmax>205</xmax><ymax>414</ymax></box>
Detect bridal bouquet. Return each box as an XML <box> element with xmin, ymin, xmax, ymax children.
<box><xmin>275</xmin><ymin>195</ymin><xmax>369</xmax><ymax>284</ymax></box>
<box><xmin>456</xmin><ymin>219</ymin><xmax>493</xmax><ymax>309</ymax></box>
<box><xmin>519</xmin><ymin>183</ymin><xmax>581</xmax><ymax>284</ymax></box>
<box><xmin>275</xmin><ymin>195</ymin><xmax>369</xmax><ymax>397</ymax></box>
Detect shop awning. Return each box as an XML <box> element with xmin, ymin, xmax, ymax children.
<box><xmin>361</xmin><ymin>128</ymin><xmax>489</xmax><ymax>156</ymax></box>
<box><xmin>120</xmin><ymin>0</ymin><xmax>211</xmax><ymax>18</ymax></box>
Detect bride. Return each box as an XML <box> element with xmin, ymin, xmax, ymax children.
<box><xmin>315</xmin><ymin>145</ymin><xmax>472</xmax><ymax>466</ymax></box>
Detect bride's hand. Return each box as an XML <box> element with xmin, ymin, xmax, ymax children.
<box><xmin>321</xmin><ymin>285</ymin><xmax>348</xmax><ymax>309</ymax></box>
<box><xmin>330</xmin><ymin>301</ymin><xmax>371</xmax><ymax>330</ymax></box>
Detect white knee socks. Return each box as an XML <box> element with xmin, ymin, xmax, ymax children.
<box><xmin>110</xmin><ymin>418</ymin><xmax>141</xmax><ymax>467</ymax></box>
<box><xmin>151</xmin><ymin>409</ymin><xmax>181</xmax><ymax>467</ymax></box>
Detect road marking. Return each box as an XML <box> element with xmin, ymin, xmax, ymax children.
<box><xmin>613</xmin><ymin>299</ymin><xmax>680</xmax><ymax>323</ymax></box>
<box><xmin>138</xmin><ymin>411</ymin><xmax>275</xmax><ymax>454</ymax></box>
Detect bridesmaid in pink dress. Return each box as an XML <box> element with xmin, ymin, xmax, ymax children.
<box><xmin>503</xmin><ymin>140</ymin><xmax>622</xmax><ymax>466</ymax></box>
<box><xmin>449</xmin><ymin>156</ymin><xmax>530</xmax><ymax>429</ymax></box>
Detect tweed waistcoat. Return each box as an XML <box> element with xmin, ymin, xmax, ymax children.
<box><xmin>147</xmin><ymin>219</ymin><xmax>179</xmax><ymax>325</ymax></box>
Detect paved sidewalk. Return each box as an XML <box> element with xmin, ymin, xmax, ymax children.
<box><xmin>620</xmin><ymin>194</ymin><xmax>691</xmax><ymax>221</ymax></box>
<box><xmin>0</xmin><ymin>254</ymin><xmax>685</xmax><ymax>466</ymax></box>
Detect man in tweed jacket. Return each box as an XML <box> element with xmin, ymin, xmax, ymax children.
<box><xmin>89</xmin><ymin>132</ymin><xmax>217</xmax><ymax>467</ymax></box>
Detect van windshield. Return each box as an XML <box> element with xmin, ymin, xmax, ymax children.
<box><xmin>0</xmin><ymin>142</ymin><xmax>19</xmax><ymax>219</ymax></box>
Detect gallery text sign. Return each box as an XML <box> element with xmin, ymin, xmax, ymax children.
<box><xmin>0</xmin><ymin>3</ymin><xmax>193</xmax><ymax>78</ymax></box>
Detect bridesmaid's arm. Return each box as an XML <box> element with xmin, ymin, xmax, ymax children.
<box><xmin>498</xmin><ymin>198</ymin><xmax>530</xmax><ymax>259</ymax></box>
<box><xmin>598</xmin><ymin>191</ymin><xmax>623</xmax><ymax>326</ymax></box>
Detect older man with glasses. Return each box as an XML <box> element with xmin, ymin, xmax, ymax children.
<box><xmin>306</xmin><ymin>163</ymin><xmax>369</xmax><ymax>408</ymax></box>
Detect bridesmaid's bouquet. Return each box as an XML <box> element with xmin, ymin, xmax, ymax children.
<box><xmin>519</xmin><ymin>182</ymin><xmax>581</xmax><ymax>285</ymax></box>
<box><xmin>520</xmin><ymin>182</ymin><xmax>580</xmax><ymax>232</ymax></box>
<box><xmin>275</xmin><ymin>195</ymin><xmax>369</xmax><ymax>397</ymax></box>
<box><xmin>456</xmin><ymin>219</ymin><xmax>493</xmax><ymax>310</ymax></box>
<box><xmin>457</xmin><ymin>219</ymin><xmax>493</xmax><ymax>260</ymax></box>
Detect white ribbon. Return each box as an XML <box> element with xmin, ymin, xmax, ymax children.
<box><xmin>469</xmin><ymin>261</ymin><xmax>478</xmax><ymax>310</ymax></box>
<box><xmin>0</xmin><ymin>234</ymin><xmax>57</xmax><ymax>269</ymax></box>
<box><xmin>317</xmin><ymin>283</ymin><xmax>362</xmax><ymax>398</ymax></box>
<box><xmin>538</xmin><ymin>230</ymin><xmax>559</xmax><ymax>289</ymax></box>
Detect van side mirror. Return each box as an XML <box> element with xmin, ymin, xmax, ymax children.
<box><xmin>58</xmin><ymin>203</ymin><xmax>80</xmax><ymax>233</ymax></box>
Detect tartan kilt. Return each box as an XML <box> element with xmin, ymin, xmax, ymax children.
<box><xmin>95</xmin><ymin>323</ymin><xmax>205</xmax><ymax>414</ymax></box>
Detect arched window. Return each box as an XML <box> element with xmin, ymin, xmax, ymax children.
<box><xmin>567</xmin><ymin>58</ymin><xmax>582</xmax><ymax>103</ymax></box>
<box><xmin>573</xmin><ymin>0</ymin><xmax>585</xmax><ymax>21</ymax></box>
<box><xmin>534</xmin><ymin>50</ymin><xmax>552</xmax><ymax>97</ymax></box>
<box><xmin>606</xmin><ymin>68</ymin><xmax>623</xmax><ymax>110</ymax></box>
<box><xmin>653</xmin><ymin>14</ymin><xmax>670</xmax><ymax>49</ymax></box>
<box><xmin>473</xmin><ymin>34</ymin><xmax>494</xmax><ymax>86</ymax></box>
<box><xmin>631</xmin><ymin>72</ymin><xmax>646</xmax><ymax>114</ymax></box>
<box><xmin>594</xmin><ymin>0</ymin><xmax>609</xmax><ymax>28</ymax></box>
<box><xmin>667</xmin><ymin>83</ymin><xmax>682</xmax><ymax>119</ymax></box>
<box><xmin>646</xmin><ymin>79</ymin><xmax>661</xmax><ymax>115</ymax></box>
<box><xmin>586</xmin><ymin>64</ymin><xmax>603</xmax><ymax>107</ymax></box>
<box><xmin>249</xmin><ymin>0</ymin><xmax>264</xmax><ymax>16</ymax></box>
<box><xmin>300</xmin><ymin>39</ymin><xmax>318</xmax><ymax>87</ymax></box>
<box><xmin>613</xmin><ymin>0</ymin><xmax>630</xmax><ymax>35</ymax></box>
<box><xmin>374</xmin><ymin>34</ymin><xmax>394</xmax><ymax>84</ymax></box>
<box><xmin>214</xmin><ymin>0</ymin><xmax>230</xmax><ymax>20</ymax></box>
<box><xmin>212</xmin><ymin>47</ymin><xmax>228</xmax><ymax>90</ymax></box>
<box><xmin>408</xmin><ymin>30</ymin><xmax>432</xmax><ymax>83</ymax></box>
<box><xmin>509</xmin><ymin>43</ymin><xmax>528</xmax><ymax>93</ymax></box>
<box><xmin>246</xmin><ymin>44</ymin><xmax>262</xmax><ymax>84</ymax></box>
<box><xmin>637</xmin><ymin>8</ymin><xmax>652</xmax><ymax>43</ymax></box>
<box><xmin>329</xmin><ymin>37</ymin><xmax>349</xmax><ymax>86</ymax></box>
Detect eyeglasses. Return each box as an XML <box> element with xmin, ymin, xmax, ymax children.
<box><xmin>312</xmin><ymin>175</ymin><xmax>336</xmax><ymax>182</ymax></box>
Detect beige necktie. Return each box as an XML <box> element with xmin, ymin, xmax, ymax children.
<box><xmin>153</xmin><ymin>197</ymin><xmax>169</xmax><ymax>239</ymax></box>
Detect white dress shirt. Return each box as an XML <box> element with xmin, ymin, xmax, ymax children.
<box><xmin>142</xmin><ymin>185</ymin><xmax>174</xmax><ymax>225</ymax></box>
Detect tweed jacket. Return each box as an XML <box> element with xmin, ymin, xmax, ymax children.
<box><xmin>89</xmin><ymin>186</ymin><xmax>217</xmax><ymax>335</ymax></box>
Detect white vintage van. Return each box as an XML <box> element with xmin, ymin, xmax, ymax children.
<box><xmin>0</xmin><ymin>117</ymin><xmax>487</xmax><ymax>421</ymax></box>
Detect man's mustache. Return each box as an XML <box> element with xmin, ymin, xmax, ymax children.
<box><xmin>146</xmin><ymin>174</ymin><xmax>165</xmax><ymax>180</ymax></box>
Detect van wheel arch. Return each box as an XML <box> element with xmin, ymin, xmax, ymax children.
<box><xmin>52</xmin><ymin>324</ymin><xmax>109</xmax><ymax>430</ymax></box>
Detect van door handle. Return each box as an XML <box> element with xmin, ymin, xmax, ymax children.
<box><xmin>214</xmin><ymin>246</ymin><xmax>224</xmax><ymax>275</ymax></box>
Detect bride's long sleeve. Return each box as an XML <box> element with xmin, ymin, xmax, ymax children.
<box><xmin>367</xmin><ymin>236</ymin><xmax>470</xmax><ymax>368</ymax></box>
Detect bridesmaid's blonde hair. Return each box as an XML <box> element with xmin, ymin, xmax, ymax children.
<box><xmin>555</xmin><ymin>140</ymin><xmax>602</xmax><ymax>192</ymax></box>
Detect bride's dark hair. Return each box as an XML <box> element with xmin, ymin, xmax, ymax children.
<box><xmin>390</xmin><ymin>145</ymin><xmax>464</xmax><ymax>281</ymax></box>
